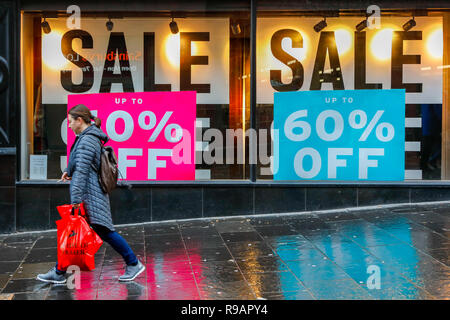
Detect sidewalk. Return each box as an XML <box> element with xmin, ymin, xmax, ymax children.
<box><xmin>0</xmin><ymin>203</ymin><xmax>449</xmax><ymax>300</ymax></box>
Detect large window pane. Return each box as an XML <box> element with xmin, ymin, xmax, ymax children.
<box><xmin>256</xmin><ymin>8</ymin><xmax>445</xmax><ymax>181</ymax></box>
<box><xmin>21</xmin><ymin>7</ymin><xmax>250</xmax><ymax>181</ymax></box>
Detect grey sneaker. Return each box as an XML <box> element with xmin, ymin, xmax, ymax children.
<box><xmin>118</xmin><ymin>260</ymin><xmax>146</xmax><ymax>282</ymax></box>
<box><xmin>36</xmin><ymin>267</ymin><xmax>67</xmax><ymax>284</ymax></box>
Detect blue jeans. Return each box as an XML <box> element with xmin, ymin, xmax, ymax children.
<box><xmin>56</xmin><ymin>224</ymin><xmax>138</xmax><ymax>274</ymax></box>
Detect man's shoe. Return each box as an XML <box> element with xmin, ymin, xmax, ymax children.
<box><xmin>36</xmin><ymin>267</ymin><xmax>67</xmax><ymax>284</ymax></box>
<box><xmin>119</xmin><ymin>260</ymin><xmax>146</xmax><ymax>282</ymax></box>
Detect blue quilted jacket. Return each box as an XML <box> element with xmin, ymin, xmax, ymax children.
<box><xmin>65</xmin><ymin>125</ymin><xmax>115</xmax><ymax>231</ymax></box>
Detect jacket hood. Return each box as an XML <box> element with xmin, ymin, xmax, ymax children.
<box><xmin>79</xmin><ymin>124</ymin><xmax>109</xmax><ymax>143</ymax></box>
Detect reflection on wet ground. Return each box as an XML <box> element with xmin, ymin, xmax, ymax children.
<box><xmin>0</xmin><ymin>203</ymin><xmax>449</xmax><ymax>300</ymax></box>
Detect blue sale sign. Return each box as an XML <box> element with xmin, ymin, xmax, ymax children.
<box><xmin>273</xmin><ymin>89</ymin><xmax>405</xmax><ymax>181</ymax></box>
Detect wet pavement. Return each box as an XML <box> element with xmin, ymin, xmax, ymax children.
<box><xmin>0</xmin><ymin>202</ymin><xmax>449</xmax><ymax>300</ymax></box>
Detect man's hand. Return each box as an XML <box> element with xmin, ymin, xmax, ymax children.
<box><xmin>58</xmin><ymin>172</ymin><xmax>72</xmax><ymax>182</ymax></box>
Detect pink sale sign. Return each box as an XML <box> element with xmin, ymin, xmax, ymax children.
<box><xmin>67</xmin><ymin>91</ymin><xmax>196</xmax><ymax>181</ymax></box>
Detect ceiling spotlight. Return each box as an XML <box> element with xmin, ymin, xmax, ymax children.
<box><xmin>169</xmin><ymin>18</ymin><xmax>179</xmax><ymax>34</ymax></box>
<box><xmin>313</xmin><ymin>18</ymin><xmax>327</xmax><ymax>33</ymax></box>
<box><xmin>106</xmin><ymin>18</ymin><xmax>114</xmax><ymax>31</ymax></box>
<box><xmin>41</xmin><ymin>17</ymin><xmax>51</xmax><ymax>34</ymax></box>
<box><xmin>231</xmin><ymin>22</ymin><xmax>241</xmax><ymax>35</ymax></box>
<box><xmin>355</xmin><ymin>18</ymin><xmax>368</xmax><ymax>32</ymax></box>
<box><xmin>402</xmin><ymin>17</ymin><xmax>416</xmax><ymax>31</ymax></box>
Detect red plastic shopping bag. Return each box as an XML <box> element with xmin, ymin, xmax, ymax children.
<box><xmin>56</xmin><ymin>203</ymin><xmax>103</xmax><ymax>271</ymax></box>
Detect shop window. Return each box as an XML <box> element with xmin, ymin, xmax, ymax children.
<box><xmin>255</xmin><ymin>8</ymin><xmax>446</xmax><ymax>181</ymax></box>
<box><xmin>20</xmin><ymin>9</ymin><xmax>250</xmax><ymax>181</ymax></box>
